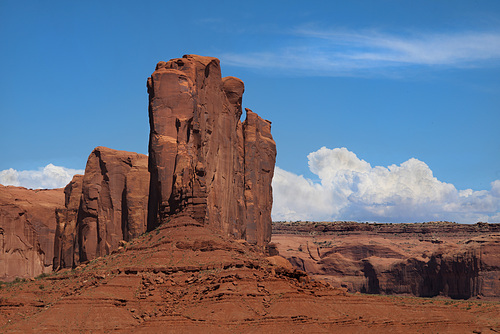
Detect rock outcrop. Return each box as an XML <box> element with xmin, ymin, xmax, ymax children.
<box><xmin>53</xmin><ymin>174</ymin><xmax>83</xmax><ymax>270</ymax></box>
<box><xmin>3</xmin><ymin>55</ymin><xmax>276</xmax><ymax>280</ymax></box>
<box><xmin>78</xmin><ymin>147</ymin><xmax>149</xmax><ymax>262</ymax></box>
<box><xmin>3</xmin><ymin>216</ymin><xmax>499</xmax><ymax>333</ymax></box>
<box><xmin>54</xmin><ymin>147</ymin><xmax>149</xmax><ymax>269</ymax></box>
<box><xmin>147</xmin><ymin>55</ymin><xmax>276</xmax><ymax>251</ymax></box>
<box><xmin>273</xmin><ymin>221</ymin><xmax>500</xmax><ymax>299</ymax></box>
<box><xmin>0</xmin><ymin>185</ymin><xmax>64</xmax><ymax>281</ymax></box>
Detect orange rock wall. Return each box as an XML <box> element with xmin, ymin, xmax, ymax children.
<box><xmin>54</xmin><ymin>147</ymin><xmax>150</xmax><ymax>268</ymax></box>
<box><xmin>147</xmin><ymin>55</ymin><xmax>276</xmax><ymax>250</ymax></box>
<box><xmin>0</xmin><ymin>185</ymin><xmax>64</xmax><ymax>280</ymax></box>
<box><xmin>53</xmin><ymin>174</ymin><xmax>83</xmax><ymax>270</ymax></box>
<box><xmin>273</xmin><ymin>221</ymin><xmax>500</xmax><ymax>299</ymax></box>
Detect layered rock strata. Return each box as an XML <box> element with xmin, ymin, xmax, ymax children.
<box><xmin>147</xmin><ymin>55</ymin><xmax>276</xmax><ymax>250</ymax></box>
<box><xmin>273</xmin><ymin>221</ymin><xmax>500</xmax><ymax>299</ymax></box>
<box><xmin>54</xmin><ymin>147</ymin><xmax>149</xmax><ymax>268</ymax></box>
<box><xmin>0</xmin><ymin>185</ymin><xmax>64</xmax><ymax>281</ymax></box>
<box><xmin>2</xmin><ymin>217</ymin><xmax>498</xmax><ymax>333</ymax></box>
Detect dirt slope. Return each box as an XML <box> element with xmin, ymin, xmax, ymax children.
<box><xmin>1</xmin><ymin>217</ymin><xmax>498</xmax><ymax>333</ymax></box>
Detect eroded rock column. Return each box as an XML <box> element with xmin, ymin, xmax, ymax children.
<box><xmin>147</xmin><ymin>54</ymin><xmax>276</xmax><ymax>250</ymax></box>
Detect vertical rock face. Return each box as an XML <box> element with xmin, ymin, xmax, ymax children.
<box><xmin>78</xmin><ymin>147</ymin><xmax>149</xmax><ymax>263</ymax></box>
<box><xmin>0</xmin><ymin>207</ymin><xmax>44</xmax><ymax>281</ymax></box>
<box><xmin>147</xmin><ymin>55</ymin><xmax>276</xmax><ymax>250</ymax></box>
<box><xmin>54</xmin><ymin>147</ymin><xmax>150</xmax><ymax>269</ymax></box>
<box><xmin>273</xmin><ymin>222</ymin><xmax>500</xmax><ymax>299</ymax></box>
<box><xmin>362</xmin><ymin>241</ymin><xmax>498</xmax><ymax>299</ymax></box>
<box><xmin>53</xmin><ymin>174</ymin><xmax>83</xmax><ymax>270</ymax></box>
<box><xmin>243</xmin><ymin>109</ymin><xmax>276</xmax><ymax>247</ymax></box>
<box><xmin>0</xmin><ymin>185</ymin><xmax>64</xmax><ymax>280</ymax></box>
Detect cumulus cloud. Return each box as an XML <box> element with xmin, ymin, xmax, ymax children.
<box><xmin>0</xmin><ymin>164</ymin><xmax>84</xmax><ymax>189</ymax></box>
<box><xmin>272</xmin><ymin>147</ymin><xmax>500</xmax><ymax>223</ymax></box>
<box><xmin>222</xmin><ymin>29</ymin><xmax>500</xmax><ymax>76</ymax></box>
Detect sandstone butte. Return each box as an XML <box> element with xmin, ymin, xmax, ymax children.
<box><xmin>3</xmin><ymin>54</ymin><xmax>277</xmax><ymax>280</ymax></box>
<box><xmin>53</xmin><ymin>146</ymin><xmax>150</xmax><ymax>270</ymax></box>
<box><xmin>147</xmin><ymin>55</ymin><xmax>276</xmax><ymax>251</ymax></box>
<box><xmin>0</xmin><ymin>55</ymin><xmax>499</xmax><ymax>332</ymax></box>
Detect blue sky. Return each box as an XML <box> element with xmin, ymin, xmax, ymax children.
<box><xmin>1</xmin><ymin>0</ymin><xmax>499</xmax><ymax>223</ymax></box>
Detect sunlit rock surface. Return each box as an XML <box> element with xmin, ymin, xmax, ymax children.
<box><xmin>0</xmin><ymin>185</ymin><xmax>64</xmax><ymax>280</ymax></box>
<box><xmin>147</xmin><ymin>54</ymin><xmax>276</xmax><ymax>251</ymax></box>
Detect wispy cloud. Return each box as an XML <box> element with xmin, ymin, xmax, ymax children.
<box><xmin>222</xmin><ymin>28</ymin><xmax>500</xmax><ymax>76</ymax></box>
<box><xmin>0</xmin><ymin>164</ymin><xmax>84</xmax><ymax>189</ymax></box>
<box><xmin>272</xmin><ymin>147</ymin><xmax>500</xmax><ymax>223</ymax></box>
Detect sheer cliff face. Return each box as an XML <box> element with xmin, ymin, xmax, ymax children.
<box><xmin>147</xmin><ymin>55</ymin><xmax>276</xmax><ymax>250</ymax></box>
<box><xmin>77</xmin><ymin>147</ymin><xmax>150</xmax><ymax>263</ymax></box>
<box><xmin>0</xmin><ymin>185</ymin><xmax>64</xmax><ymax>281</ymax></box>
<box><xmin>53</xmin><ymin>147</ymin><xmax>150</xmax><ymax>269</ymax></box>
<box><xmin>243</xmin><ymin>109</ymin><xmax>275</xmax><ymax>246</ymax></box>
<box><xmin>273</xmin><ymin>222</ymin><xmax>500</xmax><ymax>299</ymax></box>
<box><xmin>53</xmin><ymin>174</ymin><xmax>83</xmax><ymax>270</ymax></box>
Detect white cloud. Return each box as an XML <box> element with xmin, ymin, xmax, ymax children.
<box><xmin>299</xmin><ymin>29</ymin><xmax>500</xmax><ymax>65</ymax></box>
<box><xmin>272</xmin><ymin>147</ymin><xmax>500</xmax><ymax>223</ymax></box>
<box><xmin>0</xmin><ymin>164</ymin><xmax>84</xmax><ymax>189</ymax></box>
<box><xmin>222</xmin><ymin>29</ymin><xmax>500</xmax><ymax>76</ymax></box>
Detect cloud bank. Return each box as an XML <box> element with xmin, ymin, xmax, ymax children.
<box><xmin>0</xmin><ymin>164</ymin><xmax>84</xmax><ymax>189</ymax></box>
<box><xmin>222</xmin><ymin>29</ymin><xmax>500</xmax><ymax>76</ymax></box>
<box><xmin>272</xmin><ymin>147</ymin><xmax>500</xmax><ymax>223</ymax></box>
<box><xmin>3</xmin><ymin>154</ymin><xmax>498</xmax><ymax>223</ymax></box>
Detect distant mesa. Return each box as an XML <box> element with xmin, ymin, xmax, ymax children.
<box><xmin>0</xmin><ymin>185</ymin><xmax>63</xmax><ymax>280</ymax></box>
<box><xmin>273</xmin><ymin>221</ymin><xmax>500</xmax><ymax>299</ymax></box>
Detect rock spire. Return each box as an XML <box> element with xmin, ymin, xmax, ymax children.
<box><xmin>147</xmin><ymin>55</ymin><xmax>276</xmax><ymax>250</ymax></box>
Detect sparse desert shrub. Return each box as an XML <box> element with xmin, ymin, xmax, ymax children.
<box><xmin>35</xmin><ymin>272</ymin><xmax>50</xmax><ymax>280</ymax></box>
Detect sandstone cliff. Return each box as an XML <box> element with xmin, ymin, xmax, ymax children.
<box><xmin>0</xmin><ymin>185</ymin><xmax>64</xmax><ymax>281</ymax></box>
<box><xmin>54</xmin><ymin>147</ymin><xmax>149</xmax><ymax>268</ymax></box>
<box><xmin>53</xmin><ymin>174</ymin><xmax>83</xmax><ymax>270</ymax></box>
<box><xmin>273</xmin><ymin>221</ymin><xmax>500</xmax><ymax>299</ymax></box>
<box><xmin>78</xmin><ymin>147</ymin><xmax>149</xmax><ymax>262</ymax></box>
<box><xmin>147</xmin><ymin>55</ymin><xmax>276</xmax><ymax>250</ymax></box>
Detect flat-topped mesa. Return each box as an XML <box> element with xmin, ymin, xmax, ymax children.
<box><xmin>147</xmin><ymin>54</ymin><xmax>276</xmax><ymax>250</ymax></box>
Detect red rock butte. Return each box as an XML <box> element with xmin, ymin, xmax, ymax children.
<box><xmin>1</xmin><ymin>54</ymin><xmax>276</xmax><ymax>280</ymax></box>
<box><xmin>50</xmin><ymin>55</ymin><xmax>276</xmax><ymax>272</ymax></box>
<box><xmin>53</xmin><ymin>147</ymin><xmax>149</xmax><ymax>270</ymax></box>
<box><xmin>1</xmin><ymin>55</ymin><xmax>499</xmax><ymax>333</ymax></box>
<box><xmin>147</xmin><ymin>55</ymin><xmax>276</xmax><ymax>251</ymax></box>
